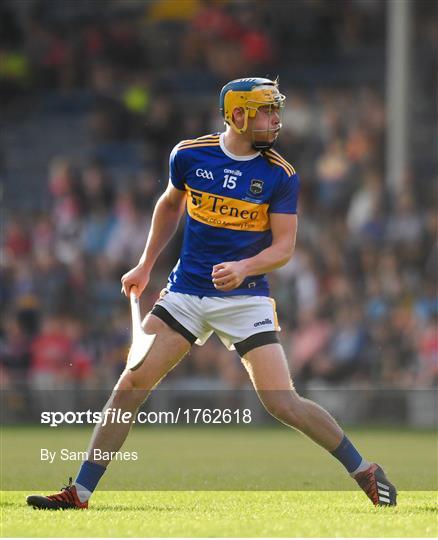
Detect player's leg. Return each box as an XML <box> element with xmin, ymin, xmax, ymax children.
<box><xmin>210</xmin><ymin>295</ymin><xmax>343</xmax><ymax>450</ymax></box>
<box><xmin>240</xmin><ymin>342</ymin><xmax>397</xmax><ymax>505</ymax></box>
<box><xmin>86</xmin><ymin>313</ymin><xmax>192</xmax><ymax>465</ymax></box>
<box><xmin>241</xmin><ymin>342</ymin><xmax>343</xmax><ymax>450</ymax></box>
<box><xmin>26</xmin><ymin>313</ymin><xmax>192</xmax><ymax>510</ymax></box>
<box><xmin>71</xmin><ymin>292</ymin><xmax>210</xmax><ymax>506</ymax></box>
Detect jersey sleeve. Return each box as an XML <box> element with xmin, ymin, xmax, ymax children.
<box><xmin>269</xmin><ymin>171</ymin><xmax>300</xmax><ymax>214</ymax></box>
<box><xmin>169</xmin><ymin>143</ymin><xmax>186</xmax><ymax>191</ymax></box>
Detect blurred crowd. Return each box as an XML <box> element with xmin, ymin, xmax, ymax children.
<box><xmin>1</xmin><ymin>0</ymin><xmax>437</xmax><ymax>398</ymax></box>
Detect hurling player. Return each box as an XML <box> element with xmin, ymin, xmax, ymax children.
<box><xmin>27</xmin><ymin>78</ymin><xmax>396</xmax><ymax>509</ymax></box>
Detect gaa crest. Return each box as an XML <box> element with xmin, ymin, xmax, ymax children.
<box><xmin>249</xmin><ymin>179</ymin><xmax>264</xmax><ymax>195</ymax></box>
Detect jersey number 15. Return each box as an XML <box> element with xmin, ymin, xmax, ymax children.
<box><xmin>223</xmin><ymin>174</ymin><xmax>237</xmax><ymax>189</ymax></box>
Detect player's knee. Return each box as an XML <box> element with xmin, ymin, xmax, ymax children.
<box><xmin>263</xmin><ymin>395</ymin><xmax>305</xmax><ymax>430</ymax></box>
<box><xmin>114</xmin><ymin>371</ymin><xmax>149</xmax><ymax>408</ymax></box>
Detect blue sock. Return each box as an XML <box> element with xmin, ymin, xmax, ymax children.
<box><xmin>331</xmin><ymin>435</ymin><xmax>364</xmax><ymax>473</ymax></box>
<box><xmin>75</xmin><ymin>460</ymin><xmax>106</xmax><ymax>493</ymax></box>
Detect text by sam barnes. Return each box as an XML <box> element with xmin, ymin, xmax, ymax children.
<box><xmin>40</xmin><ymin>449</ymin><xmax>138</xmax><ymax>463</ymax></box>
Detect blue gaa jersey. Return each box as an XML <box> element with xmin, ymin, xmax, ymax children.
<box><xmin>167</xmin><ymin>132</ymin><xmax>300</xmax><ymax>297</ymax></box>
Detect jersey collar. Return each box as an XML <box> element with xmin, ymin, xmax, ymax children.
<box><xmin>219</xmin><ymin>133</ymin><xmax>260</xmax><ymax>161</ymax></box>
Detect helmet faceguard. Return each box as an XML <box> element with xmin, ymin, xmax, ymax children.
<box><xmin>219</xmin><ymin>77</ymin><xmax>285</xmax><ymax>149</ymax></box>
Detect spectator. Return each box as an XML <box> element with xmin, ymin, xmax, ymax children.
<box><xmin>289</xmin><ymin>308</ymin><xmax>332</xmax><ymax>380</ymax></box>
<box><xmin>105</xmin><ymin>187</ymin><xmax>152</xmax><ymax>271</ymax></box>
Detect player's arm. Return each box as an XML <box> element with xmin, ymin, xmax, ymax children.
<box><xmin>121</xmin><ymin>182</ymin><xmax>186</xmax><ymax>296</ymax></box>
<box><xmin>212</xmin><ymin>213</ymin><xmax>297</xmax><ymax>291</ymax></box>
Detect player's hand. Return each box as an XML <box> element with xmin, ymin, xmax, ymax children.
<box><xmin>121</xmin><ymin>264</ymin><xmax>150</xmax><ymax>297</ymax></box>
<box><xmin>211</xmin><ymin>261</ymin><xmax>247</xmax><ymax>291</ymax></box>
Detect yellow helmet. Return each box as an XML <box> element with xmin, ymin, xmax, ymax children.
<box><xmin>219</xmin><ymin>77</ymin><xmax>285</xmax><ymax>134</ymax></box>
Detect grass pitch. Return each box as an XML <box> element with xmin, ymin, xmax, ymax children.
<box><xmin>1</xmin><ymin>426</ymin><xmax>437</xmax><ymax>537</ymax></box>
<box><xmin>2</xmin><ymin>490</ymin><xmax>436</xmax><ymax>537</ymax></box>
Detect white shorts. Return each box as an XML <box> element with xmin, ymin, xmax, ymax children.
<box><xmin>150</xmin><ymin>290</ymin><xmax>280</xmax><ymax>356</ymax></box>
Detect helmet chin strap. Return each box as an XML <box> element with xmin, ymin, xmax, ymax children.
<box><xmin>250</xmin><ymin>126</ymin><xmax>281</xmax><ymax>151</ymax></box>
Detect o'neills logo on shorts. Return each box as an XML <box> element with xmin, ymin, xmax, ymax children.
<box><xmin>185</xmin><ymin>184</ymin><xmax>270</xmax><ymax>231</ymax></box>
<box><xmin>254</xmin><ymin>318</ymin><xmax>273</xmax><ymax>327</ymax></box>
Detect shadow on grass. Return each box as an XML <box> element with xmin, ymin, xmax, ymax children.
<box><xmin>0</xmin><ymin>502</ymin><xmax>19</xmax><ymax>508</ymax></box>
<box><xmin>407</xmin><ymin>504</ymin><xmax>438</xmax><ymax>514</ymax></box>
<box><xmin>93</xmin><ymin>503</ymin><xmax>196</xmax><ymax>512</ymax></box>
<box><xmin>3</xmin><ymin>502</ymin><xmax>195</xmax><ymax>513</ymax></box>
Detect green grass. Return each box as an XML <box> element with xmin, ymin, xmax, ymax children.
<box><xmin>1</xmin><ymin>490</ymin><xmax>437</xmax><ymax>537</ymax></box>
<box><xmin>1</xmin><ymin>426</ymin><xmax>437</xmax><ymax>536</ymax></box>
